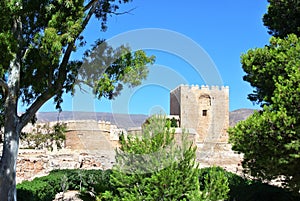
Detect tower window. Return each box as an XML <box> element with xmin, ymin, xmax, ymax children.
<box><xmin>202</xmin><ymin>110</ymin><xmax>207</xmax><ymax>116</ymax></box>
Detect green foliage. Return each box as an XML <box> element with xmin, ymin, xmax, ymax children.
<box><xmin>233</xmin><ymin>182</ymin><xmax>300</xmax><ymax>201</ymax></box>
<box><xmin>17</xmin><ymin>166</ymin><xmax>298</xmax><ymax>201</ymax></box>
<box><xmin>230</xmin><ymin>0</ymin><xmax>300</xmax><ymax>195</ymax></box>
<box><xmin>81</xmin><ymin>40</ymin><xmax>155</xmax><ymax>100</ymax></box>
<box><xmin>198</xmin><ymin>167</ymin><xmax>229</xmax><ymax>200</ymax></box>
<box><xmin>17</xmin><ymin>169</ymin><xmax>111</xmax><ymax>201</ymax></box>
<box><xmin>0</xmin><ymin>0</ymin><xmax>155</xmax><ymax>125</ymax></box>
<box><xmin>229</xmin><ymin>108</ymin><xmax>300</xmax><ymax>192</ymax></box>
<box><xmin>230</xmin><ymin>35</ymin><xmax>300</xmax><ymax>193</ymax></box>
<box><xmin>17</xmin><ymin>176</ymin><xmax>61</xmax><ymax>201</ymax></box>
<box><xmin>101</xmin><ymin>116</ymin><xmax>229</xmax><ymax>201</ymax></box>
<box><xmin>60</xmin><ymin>175</ymin><xmax>69</xmax><ymax>193</ymax></box>
<box><xmin>1</xmin><ymin>0</ymin><xmax>155</xmax><ymax>199</ymax></box>
<box><xmin>263</xmin><ymin>0</ymin><xmax>300</xmax><ymax>38</ymax></box>
<box><xmin>169</xmin><ymin>117</ymin><xmax>179</xmax><ymax>127</ymax></box>
<box><xmin>21</xmin><ymin>122</ymin><xmax>66</xmax><ymax>150</ymax></box>
<box><xmin>218</xmin><ymin>168</ymin><xmax>251</xmax><ymax>200</ymax></box>
<box><xmin>199</xmin><ymin>167</ymin><xmax>299</xmax><ymax>201</ymax></box>
<box><xmin>241</xmin><ymin>34</ymin><xmax>300</xmax><ymax>105</ymax></box>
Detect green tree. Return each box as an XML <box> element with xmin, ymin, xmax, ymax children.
<box><xmin>241</xmin><ymin>34</ymin><xmax>300</xmax><ymax>106</ymax></box>
<box><xmin>21</xmin><ymin>122</ymin><xmax>66</xmax><ymax>150</ymax></box>
<box><xmin>0</xmin><ymin>1</ymin><xmax>155</xmax><ymax>200</ymax></box>
<box><xmin>263</xmin><ymin>0</ymin><xmax>300</xmax><ymax>38</ymax></box>
<box><xmin>102</xmin><ymin>116</ymin><xmax>203</xmax><ymax>200</ymax></box>
<box><xmin>229</xmin><ymin>34</ymin><xmax>300</xmax><ymax>193</ymax></box>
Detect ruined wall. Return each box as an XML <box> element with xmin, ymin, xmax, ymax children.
<box><xmin>16</xmin><ymin>120</ymin><xmax>119</xmax><ymax>183</ymax></box>
<box><xmin>170</xmin><ymin>85</ymin><xmax>229</xmax><ymax>143</ymax></box>
<box><xmin>16</xmin><ymin>149</ymin><xmax>111</xmax><ymax>184</ymax></box>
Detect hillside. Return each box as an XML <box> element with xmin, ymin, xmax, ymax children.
<box><xmin>229</xmin><ymin>108</ymin><xmax>256</xmax><ymax>127</ymax></box>
<box><xmin>36</xmin><ymin>108</ymin><xmax>255</xmax><ymax>129</ymax></box>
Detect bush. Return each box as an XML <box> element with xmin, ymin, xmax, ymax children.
<box><xmin>198</xmin><ymin>166</ymin><xmax>300</xmax><ymax>201</ymax></box>
<box><xmin>198</xmin><ymin>166</ymin><xmax>230</xmax><ymax>200</ymax></box>
<box><xmin>101</xmin><ymin>116</ymin><xmax>229</xmax><ymax>201</ymax></box>
<box><xmin>17</xmin><ymin>179</ymin><xmax>56</xmax><ymax>201</ymax></box>
<box><xmin>231</xmin><ymin>182</ymin><xmax>300</xmax><ymax>201</ymax></box>
<box><xmin>17</xmin><ymin>169</ymin><xmax>111</xmax><ymax>201</ymax></box>
<box><xmin>199</xmin><ymin>166</ymin><xmax>250</xmax><ymax>200</ymax></box>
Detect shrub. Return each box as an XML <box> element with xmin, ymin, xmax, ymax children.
<box><xmin>231</xmin><ymin>182</ymin><xmax>300</xmax><ymax>201</ymax></box>
<box><xmin>101</xmin><ymin>115</ymin><xmax>229</xmax><ymax>200</ymax></box>
<box><xmin>17</xmin><ymin>169</ymin><xmax>111</xmax><ymax>201</ymax></box>
<box><xmin>169</xmin><ymin>117</ymin><xmax>179</xmax><ymax>127</ymax></box>
<box><xmin>198</xmin><ymin>166</ymin><xmax>300</xmax><ymax>201</ymax></box>
<box><xmin>17</xmin><ymin>179</ymin><xmax>57</xmax><ymax>201</ymax></box>
<box><xmin>199</xmin><ymin>166</ymin><xmax>250</xmax><ymax>200</ymax></box>
<box><xmin>198</xmin><ymin>166</ymin><xmax>229</xmax><ymax>200</ymax></box>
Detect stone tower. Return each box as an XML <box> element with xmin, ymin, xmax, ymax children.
<box><xmin>170</xmin><ymin>85</ymin><xmax>229</xmax><ymax>143</ymax></box>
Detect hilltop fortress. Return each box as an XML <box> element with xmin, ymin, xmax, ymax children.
<box><xmin>170</xmin><ymin>85</ymin><xmax>229</xmax><ymax>143</ymax></box>
<box><xmin>14</xmin><ymin>84</ymin><xmax>242</xmax><ymax>183</ymax></box>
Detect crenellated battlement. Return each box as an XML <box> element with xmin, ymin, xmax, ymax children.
<box><xmin>171</xmin><ymin>84</ymin><xmax>229</xmax><ymax>94</ymax></box>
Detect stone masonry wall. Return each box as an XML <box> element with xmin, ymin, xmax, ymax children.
<box><xmin>16</xmin><ymin>120</ymin><xmax>120</xmax><ymax>183</ymax></box>
<box><xmin>16</xmin><ymin>149</ymin><xmax>110</xmax><ymax>184</ymax></box>
<box><xmin>170</xmin><ymin>85</ymin><xmax>229</xmax><ymax>143</ymax></box>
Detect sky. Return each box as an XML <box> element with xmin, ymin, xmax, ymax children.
<box><xmin>37</xmin><ymin>0</ymin><xmax>271</xmax><ymax>115</ymax></box>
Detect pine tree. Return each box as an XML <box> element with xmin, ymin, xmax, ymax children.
<box><xmin>102</xmin><ymin>115</ymin><xmax>201</xmax><ymax>200</ymax></box>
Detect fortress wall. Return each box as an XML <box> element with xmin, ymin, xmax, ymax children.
<box><xmin>16</xmin><ymin>89</ymin><xmax>239</xmax><ymax>184</ymax></box>
<box><xmin>170</xmin><ymin>86</ymin><xmax>181</xmax><ymax>116</ymax></box>
<box><xmin>178</xmin><ymin>85</ymin><xmax>199</xmax><ymax>139</ymax></box>
<box><xmin>98</xmin><ymin>120</ymin><xmax>112</xmax><ymax>131</ymax></box>
<box><xmin>207</xmin><ymin>86</ymin><xmax>229</xmax><ymax>142</ymax></box>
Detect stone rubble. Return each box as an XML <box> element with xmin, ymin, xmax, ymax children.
<box><xmin>53</xmin><ymin>190</ymin><xmax>83</xmax><ymax>201</ymax></box>
<box><xmin>16</xmin><ymin>148</ymin><xmax>114</xmax><ymax>183</ymax></box>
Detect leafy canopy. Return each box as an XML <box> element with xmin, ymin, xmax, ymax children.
<box><xmin>0</xmin><ymin>0</ymin><xmax>155</xmax><ymax>200</ymax></box>
<box><xmin>229</xmin><ymin>34</ymin><xmax>300</xmax><ymax>193</ymax></box>
<box><xmin>0</xmin><ymin>0</ymin><xmax>155</xmax><ymax>113</ymax></box>
<box><xmin>242</xmin><ymin>34</ymin><xmax>300</xmax><ymax>106</ymax></box>
<box><xmin>263</xmin><ymin>0</ymin><xmax>300</xmax><ymax>37</ymax></box>
<box><xmin>230</xmin><ymin>0</ymin><xmax>300</xmax><ymax>194</ymax></box>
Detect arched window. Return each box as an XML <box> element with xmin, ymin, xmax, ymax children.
<box><xmin>198</xmin><ymin>94</ymin><xmax>211</xmax><ymax>106</ymax></box>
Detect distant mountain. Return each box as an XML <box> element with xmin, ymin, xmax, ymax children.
<box><xmin>36</xmin><ymin>111</ymin><xmax>149</xmax><ymax>129</ymax></box>
<box><xmin>36</xmin><ymin>108</ymin><xmax>256</xmax><ymax>129</ymax></box>
<box><xmin>229</xmin><ymin>108</ymin><xmax>256</xmax><ymax>127</ymax></box>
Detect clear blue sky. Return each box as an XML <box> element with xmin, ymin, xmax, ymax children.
<box><xmin>38</xmin><ymin>0</ymin><xmax>271</xmax><ymax>115</ymax></box>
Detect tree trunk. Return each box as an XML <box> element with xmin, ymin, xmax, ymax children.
<box><xmin>0</xmin><ymin>13</ymin><xmax>23</xmax><ymax>200</ymax></box>
<box><xmin>0</xmin><ymin>108</ymin><xmax>21</xmax><ymax>201</ymax></box>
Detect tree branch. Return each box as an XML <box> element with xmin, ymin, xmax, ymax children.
<box><xmin>57</xmin><ymin>3</ymin><xmax>98</xmax><ymax>89</ymax></box>
<box><xmin>20</xmin><ymin>2</ymin><xmax>100</xmax><ymax>128</ymax></box>
<box><xmin>20</xmin><ymin>2</ymin><xmax>135</xmax><ymax>128</ymax></box>
<box><xmin>108</xmin><ymin>7</ymin><xmax>136</xmax><ymax>15</ymax></box>
<box><xmin>84</xmin><ymin>0</ymin><xmax>98</xmax><ymax>11</ymax></box>
<box><xmin>76</xmin><ymin>79</ymin><xmax>95</xmax><ymax>92</ymax></box>
<box><xmin>82</xmin><ymin>2</ymin><xmax>99</xmax><ymax>34</ymax></box>
<box><xmin>19</xmin><ymin>91</ymin><xmax>53</xmax><ymax>128</ymax></box>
